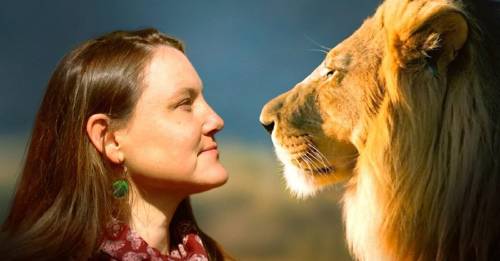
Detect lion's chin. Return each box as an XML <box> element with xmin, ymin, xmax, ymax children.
<box><xmin>272</xmin><ymin>137</ymin><xmax>340</xmax><ymax>199</ymax></box>
<box><xmin>281</xmin><ymin>163</ymin><xmax>327</xmax><ymax>199</ymax></box>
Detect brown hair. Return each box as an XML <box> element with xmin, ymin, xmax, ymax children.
<box><xmin>0</xmin><ymin>28</ymin><xmax>229</xmax><ymax>260</ymax></box>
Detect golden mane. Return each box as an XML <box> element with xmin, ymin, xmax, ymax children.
<box><xmin>345</xmin><ymin>0</ymin><xmax>500</xmax><ymax>260</ymax></box>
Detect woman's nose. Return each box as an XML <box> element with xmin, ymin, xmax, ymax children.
<box><xmin>203</xmin><ymin>104</ymin><xmax>224</xmax><ymax>135</ymax></box>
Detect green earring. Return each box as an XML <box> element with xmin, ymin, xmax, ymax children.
<box><xmin>112</xmin><ymin>179</ymin><xmax>129</xmax><ymax>198</ymax></box>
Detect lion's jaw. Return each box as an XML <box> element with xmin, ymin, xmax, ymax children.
<box><xmin>269</xmin><ymin>128</ymin><xmax>353</xmax><ymax>198</ymax></box>
<box><xmin>271</xmin><ymin>135</ymin><xmax>319</xmax><ymax>198</ymax></box>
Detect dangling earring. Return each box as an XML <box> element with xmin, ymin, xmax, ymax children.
<box><xmin>112</xmin><ymin>166</ymin><xmax>129</xmax><ymax>199</ymax></box>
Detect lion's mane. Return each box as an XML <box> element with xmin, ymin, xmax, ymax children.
<box><xmin>344</xmin><ymin>1</ymin><xmax>500</xmax><ymax>260</ymax></box>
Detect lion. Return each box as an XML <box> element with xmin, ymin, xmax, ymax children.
<box><xmin>260</xmin><ymin>0</ymin><xmax>500</xmax><ymax>260</ymax></box>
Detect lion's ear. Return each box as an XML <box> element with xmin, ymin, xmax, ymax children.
<box><xmin>386</xmin><ymin>4</ymin><xmax>468</xmax><ymax>75</ymax></box>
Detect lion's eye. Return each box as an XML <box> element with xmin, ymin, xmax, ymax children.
<box><xmin>326</xmin><ymin>70</ymin><xmax>337</xmax><ymax>78</ymax></box>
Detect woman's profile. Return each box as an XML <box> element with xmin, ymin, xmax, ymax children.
<box><xmin>0</xmin><ymin>28</ymin><xmax>232</xmax><ymax>260</ymax></box>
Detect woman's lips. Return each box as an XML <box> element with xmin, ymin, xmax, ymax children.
<box><xmin>199</xmin><ymin>144</ymin><xmax>218</xmax><ymax>155</ymax></box>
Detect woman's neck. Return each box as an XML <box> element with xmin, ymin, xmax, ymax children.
<box><xmin>128</xmin><ymin>183</ymin><xmax>185</xmax><ymax>254</ymax></box>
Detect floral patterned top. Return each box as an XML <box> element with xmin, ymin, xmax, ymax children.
<box><xmin>91</xmin><ymin>221</ymin><xmax>208</xmax><ymax>261</ymax></box>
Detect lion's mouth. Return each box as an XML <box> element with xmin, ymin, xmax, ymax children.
<box><xmin>280</xmin><ymin>134</ymin><xmax>336</xmax><ymax>176</ymax></box>
<box><xmin>271</xmin><ymin>133</ymin><xmax>358</xmax><ymax>198</ymax></box>
<box><xmin>293</xmin><ymin>152</ymin><xmax>335</xmax><ymax>176</ymax></box>
<box><xmin>273</xmin><ymin>140</ymin><xmax>336</xmax><ymax>198</ymax></box>
<box><xmin>302</xmin><ymin>166</ymin><xmax>335</xmax><ymax>175</ymax></box>
<box><xmin>272</xmin><ymin>134</ymin><xmax>336</xmax><ymax>176</ymax></box>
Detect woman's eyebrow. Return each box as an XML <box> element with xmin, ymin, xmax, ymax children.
<box><xmin>170</xmin><ymin>85</ymin><xmax>202</xmax><ymax>97</ymax></box>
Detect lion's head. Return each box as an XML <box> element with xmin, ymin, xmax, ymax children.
<box><xmin>260</xmin><ymin>0</ymin><xmax>499</xmax><ymax>260</ymax></box>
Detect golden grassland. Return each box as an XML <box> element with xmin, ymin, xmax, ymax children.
<box><xmin>0</xmin><ymin>135</ymin><xmax>352</xmax><ymax>261</ymax></box>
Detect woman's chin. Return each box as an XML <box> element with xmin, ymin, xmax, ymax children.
<box><xmin>205</xmin><ymin>162</ymin><xmax>229</xmax><ymax>185</ymax></box>
<box><xmin>193</xmin><ymin>163</ymin><xmax>228</xmax><ymax>192</ymax></box>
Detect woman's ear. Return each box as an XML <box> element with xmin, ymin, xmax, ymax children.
<box><xmin>86</xmin><ymin>113</ymin><xmax>124</xmax><ymax>164</ymax></box>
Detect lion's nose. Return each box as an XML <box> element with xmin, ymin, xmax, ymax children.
<box><xmin>260</xmin><ymin>100</ymin><xmax>279</xmax><ymax>135</ymax></box>
<box><xmin>261</xmin><ymin>121</ymin><xmax>275</xmax><ymax>134</ymax></box>
<box><xmin>260</xmin><ymin>91</ymin><xmax>288</xmax><ymax>135</ymax></box>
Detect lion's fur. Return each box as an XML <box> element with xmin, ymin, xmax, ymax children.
<box><xmin>260</xmin><ymin>0</ymin><xmax>500</xmax><ymax>260</ymax></box>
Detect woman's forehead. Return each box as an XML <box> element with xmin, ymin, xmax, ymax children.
<box><xmin>144</xmin><ymin>46</ymin><xmax>202</xmax><ymax>94</ymax></box>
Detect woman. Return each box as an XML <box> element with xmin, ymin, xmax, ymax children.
<box><xmin>0</xmin><ymin>28</ymin><xmax>232</xmax><ymax>260</ymax></box>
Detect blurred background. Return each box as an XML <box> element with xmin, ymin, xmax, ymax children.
<box><xmin>0</xmin><ymin>0</ymin><xmax>379</xmax><ymax>260</ymax></box>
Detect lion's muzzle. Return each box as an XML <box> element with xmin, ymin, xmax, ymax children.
<box><xmin>259</xmin><ymin>91</ymin><xmax>287</xmax><ymax>135</ymax></box>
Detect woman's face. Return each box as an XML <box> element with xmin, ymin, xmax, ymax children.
<box><xmin>116</xmin><ymin>46</ymin><xmax>228</xmax><ymax>195</ymax></box>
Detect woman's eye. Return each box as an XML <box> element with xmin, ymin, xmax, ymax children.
<box><xmin>177</xmin><ymin>98</ymin><xmax>193</xmax><ymax>110</ymax></box>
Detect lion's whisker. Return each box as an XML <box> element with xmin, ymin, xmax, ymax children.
<box><xmin>305</xmin><ymin>150</ymin><xmax>331</xmax><ymax>171</ymax></box>
<box><xmin>304</xmin><ymin>34</ymin><xmax>332</xmax><ymax>53</ymax></box>
<box><xmin>300</xmin><ymin>146</ymin><xmax>327</xmax><ymax>168</ymax></box>
<box><xmin>307</xmin><ymin>48</ymin><xmax>329</xmax><ymax>54</ymax></box>
<box><xmin>305</xmin><ymin>140</ymin><xmax>332</xmax><ymax>168</ymax></box>
<box><xmin>301</xmin><ymin>153</ymin><xmax>317</xmax><ymax>173</ymax></box>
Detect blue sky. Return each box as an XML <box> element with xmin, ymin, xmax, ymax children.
<box><xmin>0</xmin><ymin>0</ymin><xmax>379</xmax><ymax>144</ymax></box>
